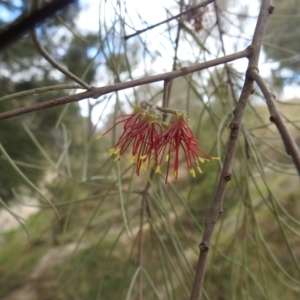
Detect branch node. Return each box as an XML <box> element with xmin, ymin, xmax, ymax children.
<box><xmin>268</xmin><ymin>5</ymin><xmax>275</xmax><ymax>14</ymax></box>
<box><xmin>224</xmin><ymin>174</ymin><xmax>232</xmax><ymax>181</ymax></box>
<box><xmin>251</xmin><ymin>89</ymin><xmax>255</xmax><ymax>94</ymax></box>
<box><xmin>229</xmin><ymin>122</ymin><xmax>239</xmax><ymax>130</ymax></box>
<box><xmin>269</xmin><ymin>116</ymin><xmax>275</xmax><ymax>123</ymax></box>
<box><xmin>246</xmin><ymin>45</ymin><xmax>255</xmax><ymax>58</ymax></box>
<box><xmin>199</xmin><ymin>242</ymin><xmax>209</xmax><ymax>252</ymax></box>
<box><xmin>229</xmin><ymin>122</ymin><xmax>239</xmax><ymax>139</ymax></box>
<box><xmin>248</xmin><ymin>66</ymin><xmax>259</xmax><ymax>79</ymax></box>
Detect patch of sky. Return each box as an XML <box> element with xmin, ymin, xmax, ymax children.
<box><xmin>87</xmin><ymin>46</ymin><xmax>99</xmax><ymax>59</ymax></box>
<box><xmin>0</xmin><ymin>0</ymin><xmax>26</xmax><ymax>23</ymax></box>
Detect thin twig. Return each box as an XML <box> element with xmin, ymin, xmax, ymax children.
<box><xmin>250</xmin><ymin>69</ymin><xmax>300</xmax><ymax>176</ymax></box>
<box><xmin>123</xmin><ymin>0</ymin><xmax>215</xmax><ymax>40</ymax></box>
<box><xmin>0</xmin><ymin>84</ymin><xmax>83</xmax><ymax>103</ymax></box>
<box><xmin>189</xmin><ymin>1</ymin><xmax>273</xmax><ymax>299</ymax></box>
<box><xmin>138</xmin><ymin>179</ymin><xmax>152</xmax><ymax>299</ymax></box>
<box><xmin>30</xmin><ymin>28</ymin><xmax>90</xmax><ymax>90</ymax></box>
<box><xmin>0</xmin><ymin>49</ymin><xmax>250</xmax><ymax>121</ymax></box>
<box><xmin>0</xmin><ymin>143</ymin><xmax>60</xmax><ymax>219</ymax></box>
<box><xmin>141</xmin><ymin>100</ymin><xmax>179</xmax><ymax>116</ymax></box>
<box><xmin>138</xmin><ymin>195</ymin><xmax>146</xmax><ymax>300</ymax></box>
<box><xmin>164</xmin><ymin>0</ymin><xmax>184</xmax><ymax>117</ymax></box>
<box><xmin>56</xmin><ymin>15</ymin><xmax>89</xmax><ymax>44</ymax></box>
<box><xmin>162</xmin><ymin>80</ymin><xmax>171</xmax><ymax>121</ymax></box>
<box><xmin>214</xmin><ymin>2</ymin><xmax>238</xmax><ymax>104</ymax></box>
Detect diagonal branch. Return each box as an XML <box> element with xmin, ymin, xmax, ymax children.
<box><xmin>0</xmin><ymin>48</ymin><xmax>250</xmax><ymax>121</ymax></box>
<box><xmin>250</xmin><ymin>69</ymin><xmax>300</xmax><ymax>176</ymax></box>
<box><xmin>30</xmin><ymin>28</ymin><xmax>91</xmax><ymax>90</ymax></box>
<box><xmin>189</xmin><ymin>1</ymin><xmax>273</xmax><ymax>299</ymax></box>
<box><xmin>123</xmin><ymin>0</ymin><xmax>215</xmax><ymax>40</ymax></box>
<box><xmin>0</xmin><ymin>0</ymin><xmax>75</xmax><ymax>49</ymax></box>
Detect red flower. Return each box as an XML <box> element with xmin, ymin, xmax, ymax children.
<box><xmin>102</xmin><ymin>106</ymin><xmax>162</xmax><ymax>175</ymax></box>
<box><xmin>101</xmin><ymin>105</ymin><xmax>218</xmax><ymax>183</ymax></box>
<box><xmin>128</xmin><ymin>113</ymin><xmax>162</xmax><ymax>175</ymax></box>
<box><xmin>155</xmin><ymin>113</ymin><xmax>218</xmax><ymax>183</ymax></box>
<box><xmin>101</xmin><ymin>106</ymin><xmax>143</xmax><ymax>157</ymax></box>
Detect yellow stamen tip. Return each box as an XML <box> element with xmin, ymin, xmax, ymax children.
<box><xmin>162</xmin><ymin>122</ymin><xmax>168</xmax><ymax>131</ymax></box>
<box><xmin>165</xmin><ymin>154</ymin><xmax>169</xmax><ymax>162</ymax></box>
<box><xmin>141</xmin><ymin>162</ymin><xmax>147</xmax><ymax>171</ymax></box>
<box><xmin>197</xmin><ymin>166</ymin><xmax>202</xmax><ymax>174</ymax></box>
<box><xmin>96</xmin><ymin>134</ymin><xmax>103</xmax><ymax>139</ymax></box>
<box><xmin>130</xmin><ymin>155</ymin><xmax>137</xmax><ymax>164</ymax></box>
<box><xmin>199</xmin><ymin>157</ymin><xmax>210</xmax><ymax>163</ymax></box>
<box><xmin>155</xmin><ymin>166</ymin><xmax>161</xmax><ymax>173</ymax></box>
<box><xmin>189</xmin><ymin>169</ymin><xmax>196</xmax><ymax>177</ymax></box>
<box><xmin>140</xmin><ymin>155</ymin><xmax>147</xmax><ymax>160</ymax></box>
<box><xmin>212</xmin><ymin>157</ymin><xmax>220</xmax><ymax>160</ymax></box>
<box><xmin>109</xmin><ymin>148</ymin><xmax>116</xmax><ymax>156</ymax></box>
<box><xmin>114</xmin><ymin>155</ymin><xmax>121</xmax><ymax>162</ymax></box>
<box><xmin>149</xmin><ymin>160</ymin><xmax>155</xmax><ymax>168</ymax></box>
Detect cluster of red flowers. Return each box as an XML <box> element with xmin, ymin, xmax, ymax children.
<box><xmin>101</xmin><ymin>104</ymin><xmax>218</xmax><ymax>183</ymax></box>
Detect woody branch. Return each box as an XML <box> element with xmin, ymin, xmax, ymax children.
<box><xmin>189</xmin><ymin>1</ymin><xmax>273</xmax><ymax>299</ymax></box>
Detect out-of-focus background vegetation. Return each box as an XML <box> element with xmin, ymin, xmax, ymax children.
<box><xmin>0</xmin><ymin>0</ymin><xmax>300</xmax><ymax>299</ymax></box>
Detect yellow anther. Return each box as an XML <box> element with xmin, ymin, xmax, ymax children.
<box><xmin>134</xmin><ymin>105</ymin><xmax>141</xmax><ymax>112</ymax></box>
<box><xmin>161</xmin><ymin>122</ymin><xmax>169</xmax><ymax>131</ymax></box>
<box><xmin>165</xmin><ymin>154</ymin><xmax>169</xmax><ymax>162</ymax></box>
<box><xmin>155</xmin><ymin>166</ymin><xmax>161</xmax><ymax>173</ymax></box>
<box><xmin>189</xmin><ymin>169</ymin><xmax>196</xmax><ymax>177</ymax></box>
<box><xmin>140</xmin><ymin>155</ymin><xmax>147</xmax><ymax>160</ymax></box>
<box><xmin>149</xmin><ymin>160</ymin><xmax>155</xmax><ymax>168</ymax></box>
<box><xmin>199</xmin><ymin>157</ymin><xmax>210</xmax><ymax>163</ymax></box>
<box><xmin>96</xmin><ymin>134</ymin><xmax>103</xmax><ymax>139</ymax></box>
<box><xmin>114</xmin><ymin>155</ymin><xmax>121</xmax><ymax>161</ymax></box>
<box><xmin>197</xmin><ymin>166</ymin><xmax>203</xmax><ymax>174</ymax></box>
<box><xmin>141</xmin><ymin>162</ymin><xmax>147</xmax><ymax>171</ymax></box>
<box><xmin>109</xmin><ymin>148</ymin><xmax>116</xmax><ymax>156</ymax></box>
<box><xmin>130</xmin><ymin>155</ymin><xmax>137</xmax><ymax>164</ymax></box>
